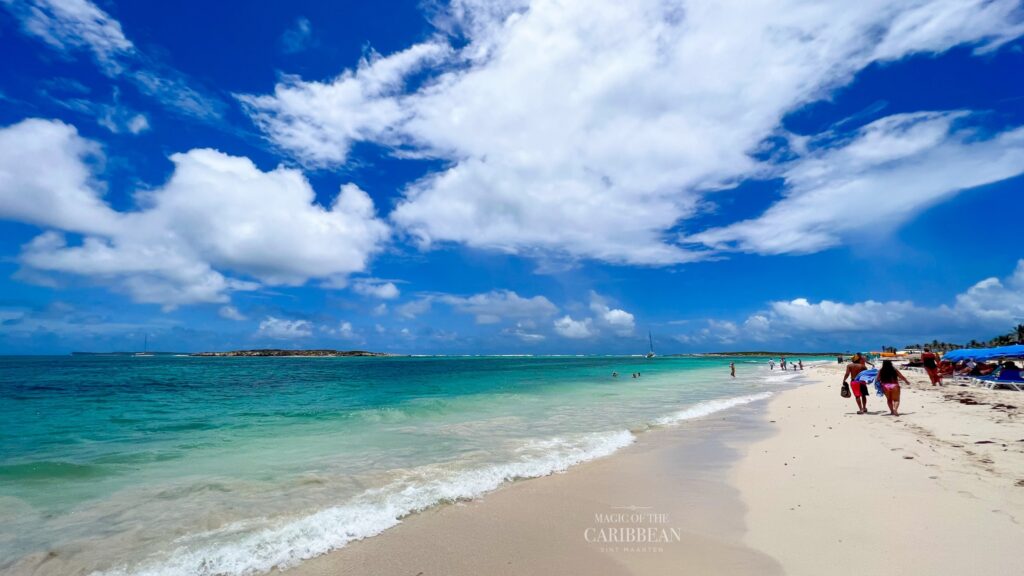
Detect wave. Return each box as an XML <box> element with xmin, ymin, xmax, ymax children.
<box><xmin>93</xmin><ymin>389</ymin><xmax>778</xmax><ymax>576</ymax></box>
<box><xmin>653</xmin><ymin>391</ymin><xmax>773</xmax><ymax>426</ymax></box>
<box><xmin>93</xmin><ymin>430</ymin><xmax>635</xmax><ymax>576</ymax></box>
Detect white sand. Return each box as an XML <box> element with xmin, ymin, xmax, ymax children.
<box><xmin>736</xmin><ymin>363</ymin><xmax>1024</xmax><ymax>575</ymax></box>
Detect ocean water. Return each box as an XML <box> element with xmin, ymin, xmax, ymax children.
<box><xmin>0</xmin><ymin>355</ymin><xmax>810</xmax><ymax>575</ymax></box>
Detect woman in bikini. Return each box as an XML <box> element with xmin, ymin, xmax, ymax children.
<box><xmin>877</xmin><ymin>360</ymin><xmax>911</xmax><ymax>417</ymax></box>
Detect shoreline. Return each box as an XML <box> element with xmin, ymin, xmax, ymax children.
<box><xmin>287</xmin><ymin>386</ymin><xmax>786</xmax><ymax>576</ymax></box>
<box><xmin>284</xmin><ymin>364</ymin><xmax>1024</xmax><ymax>575</ymax></box>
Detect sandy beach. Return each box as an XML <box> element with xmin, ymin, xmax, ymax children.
<box><xmin>287</xmin><ymin>364</ymin><xmax>1024</xmax><ymax>576</ymax></box>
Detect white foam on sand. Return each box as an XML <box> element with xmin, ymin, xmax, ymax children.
<box><xmin>93</xmin><ymin>430</ymin><xmax>635</xmax><ymax>576</ymax></box>
<box><xmin>653</xmin><ymin>392</ymin><xmax>773</xmax><ymax>426</ymax></box>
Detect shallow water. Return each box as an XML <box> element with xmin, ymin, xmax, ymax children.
<box><xmin>0</xmin><ymin>355</ymin><xmax>812</xmax><ymax>575</ymax></box>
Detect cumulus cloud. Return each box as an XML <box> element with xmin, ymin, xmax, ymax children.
<box><xmin>242</xmin><ymin>0</ymin><xmax>1024</xmax><ymax>265</ymax></box>
<box><xmin>324</xmin><ymin>320</ymin><xmax>359</xmax><ymax>340</ymax></box>
<box><xmin>553</xmin><ymin>315</ymin><xmax>594</xmax><ymax>339</ymax></box>
<box><xmin>397</xmin><ymin>289</ymin><xmax>557</xmax><ymax>324</ymax></box>
<box><xmin>258</xmin><ymin>316</ymin><xmax>312</xmax><ymax>339</ymax></box>
<box><xmin>239</xmin><ymin>42</ymin><xmax>450</xmax><ymax>166</ymax></box>
<box><xmin>352</xmin><ymin>278</ymin><xmax>401</xmax><ymax>300</ymax></box>
<box><xmin>688</xmin><ymin>112</ymin><xmax>1024</xmax><ymax>254</ymax></box>
<box><xmin>0</xmin><ymin>118</ymin><xmax>391</xmax><ymax>308</ymax></box>
<box><xmin>0</xmin><ymin>118</ymin><xmax>119</xmax><ymax>234</ymax></box>
<box><xmin>589</xmin><ymin>293</ymin><xmax>635</xmax><ymax>336</ymax></box>
<box><xmin>679</xmin><ymin>260</ymin><xmax>1024</xmax><ymax>346</ymax></box>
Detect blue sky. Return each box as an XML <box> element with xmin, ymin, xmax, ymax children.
<box><xmin>0</xmin><ymin>0</ymin><xmax>1023</xmax><ymax>354</ymax></box>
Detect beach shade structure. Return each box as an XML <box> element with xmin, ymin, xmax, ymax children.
<box><xmin>943</xmin><ymin>345</ymin><xmax>1024</xmax><ymax>362</ymax></box>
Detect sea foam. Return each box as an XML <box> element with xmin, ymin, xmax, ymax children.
<box><xmin>94</xmin><ymin>430</ymin><xmax>635</xmax><ymax>576</ymax></box>
<box><xmin>653</xmin><ymin>391</ymin><xmax>773</xmax><ymax>426</ymax></box>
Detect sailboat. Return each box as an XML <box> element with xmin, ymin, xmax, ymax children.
<box><xmin>646</xmin><ymin>331</ymin><xmax>655</xmax><ymax>359</ymax></box>
<box><xmin>134</xmin><ymin>335</ymin><xmax>154</xmax><ymax>357</ymax></box>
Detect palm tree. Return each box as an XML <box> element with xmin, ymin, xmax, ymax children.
<box><xmin>1015</xmin><ymin>323</ymin><xmax>1024</xmax><ymax>344</ymax></box>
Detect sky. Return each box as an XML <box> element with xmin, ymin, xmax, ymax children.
<box><xmin>0</xmin><ymin>0</ymin><xmax>1023</xmax><ymax>355</ymax></box>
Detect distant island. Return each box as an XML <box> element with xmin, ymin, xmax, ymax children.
<box><xmin>190</xmin><ymin>349</ymin><xmax>392</xmax><ymax>357</ymax></box>
<box><xmin>672</xmin><ymin>351</ymin><xmax>847</xmax><ymax>357</ymax></box>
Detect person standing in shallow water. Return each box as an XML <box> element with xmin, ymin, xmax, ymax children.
<box><xmin>877</xmin><ymin>360</ymin><xmax>911</xmax><ymax>416</ymax></box>
<box><xmin>843</xmin><ymin>354</ymin><xmax>871</xmax><ymax>414</ymax></box>
<box><xmin>730</xmin><ymin>362</ymin><xmax>735</xmax><ymax>378</ymax></box>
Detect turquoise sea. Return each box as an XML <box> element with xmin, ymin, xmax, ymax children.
<box><xmin>0</xmin><ymin>355</ymin><xmax>813</xmax><ymax>575</ymax></box>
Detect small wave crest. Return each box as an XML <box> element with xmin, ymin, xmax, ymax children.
<box><xmin>653</xmin><ymin>392</ymin><xmax>772</xmax><ymax>426</ymax></box>
<box><xmin>93</xmin><ymin>430</ymin><xmax>634</xmax><ymax>576</ymax></box>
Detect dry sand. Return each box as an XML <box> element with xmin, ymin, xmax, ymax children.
<box><xmin>737</xmin><ymin>363</ymin><xmax>1024</xmax><ymax>576</ymax></box>
<box><xmin>287</xmin><ymin>363</ymin><xmax>1024</xmax><ymax>576</ymax></box>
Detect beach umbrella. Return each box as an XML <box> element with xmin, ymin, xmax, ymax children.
<box><xmin>944</xmin><ymin>345</ymin><xmax>1024</xmax><ymax>362</ymax></box>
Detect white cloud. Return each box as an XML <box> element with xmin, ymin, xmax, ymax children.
<box><xmin>4</xmin><ymin>0</ymin><xmax>225</xmax><ymax>121</ymax></box>
<box><xmin>372</xmin><ymin>303</ymin><xmax>388</xmax><ymax>316</ymax></box>
<box><xmin>589</xmin><ymin>293</ymin><xmax>635</xmax><ymax>336</ymax></box>
<box><xmin>131</xmin><ymin>68</ymin><xmax>224</xmax><ymax>122</ymax></box>
<box><xmin>352</xmin><ymin>278</ymin><xmax>400</xmax><ymax>299</ymax></box>
<box><xmin>440</xmin><ymin>290</ymin><xmax>557</xmax><ymax>324</ymax></box>
<box><xmin>3</xmin><ymin>0</ymin><xmax>133</xmax><ymax>73</ymax></box>
<box><xmin>243</xmin><ymin>0</ymin><xmax>1024</xmax><ymax>264</ymax></box>
<box><xmin>680</xmin><ymin>260</ymin><xmax>1024</xmax><ymax>345</ymax></box>
<box><xmin>507</xmin><ymin>321</ymin><xmax>545</xmax><ymax>342</ymax></box>
<box><xmin>0</xmin><ymin>118</ymin><xmax>119</xmax><ymax>234</ymax></box>
<box><xmin>49</xmin><ymin>90</ymin><xmax>151</xmax><ymax>135</ymax></box>
<box><xmin>219</xmin><ymin>305</ymin><xmax>246</xmax><ymax>321</ymax></box>
<box><xmin>398</xmin><ymin>289</ymin><xmax>558</xmax><ymax>323</ymax></box>
<box><xmin>239</xmin><ymin>42</ymin><xmax>450</xmax><ymax>166</ymax></box>
<box><xmin>258</xmin><ymin>316</ymin><xmax>313</xmax><ymax>339</ymax></box>
<box><xmin>688</xmin><ymin>112</ymin><xmax>1024</xmax><ymax>254</ymax></box>
<box><xmin>0</xmin><ymin>118</ymin><xmax>391</xmax><ymax>307</ymax></box>
<box><xmin>332</xmin><ymin>321</ymin><xmax>358</xmax><ymax>340</ymax></box>
<box><xmin>396</xmin><ymin>297</ymin><xmax>433</xmax><ymax>319</ymax></box>
<box><xmin>553</xmin><ymin>315</ymin><xmax>594</xmax><ymax>339</ymax></box>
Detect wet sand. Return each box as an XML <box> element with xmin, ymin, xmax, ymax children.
<box><xmin>289</xmin><ymin>398</ymin><xmax>782</xmax><ymax>576</ymax></box>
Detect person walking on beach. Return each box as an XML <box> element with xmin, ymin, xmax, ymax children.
<box><xmin>730</xmin><ymin>362</ymin><xmax>736</xmax><ymax>378</ymax></box>
<box><xmin>798</xmin><ymin>359</ymin><xmax>803</xmax><ymax>370</ymax></box>
<box><xmin>843</xmin><ymin>355</ymin><xmax>872</xmax><ymax>414</ymax></box>
<box><xmin>769</xmin><ymin>359</ymin><xmax>775</xmax><ymax>370</ymax></box>
<box><xmin>781</xmin><ymin>357</ymin><xmax>787</xmax><ymax>370</ymax></box>
<box><xmin>922</xmin><ymin>347</ymin><xmax>942</xmax><ymax>386</ymax></box>
<box><xmin>878</xmin><ymin>360</ymin><xmax>911</xmax><ymax>416</ymax></box>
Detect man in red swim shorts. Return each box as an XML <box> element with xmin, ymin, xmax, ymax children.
<box><xmin>843</xmin><ymin>354</ymin><xmax>872</xmax><ymax>414</ymax></box>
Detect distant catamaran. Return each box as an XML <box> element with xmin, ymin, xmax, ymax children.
<box><xmin>646</xmin><ymin>331</ymin><xmax>655</xmax><ymax>359</ymax></box>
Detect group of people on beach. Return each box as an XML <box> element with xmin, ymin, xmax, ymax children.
<box><xmin>842</xmin><ymin>353</ymin><xmax>910</xmax><ymax>417</ymax></box>
<box><xmin>767</xmin><ymin>358</ymin><xmax>802</xmax><ymax>371</ymax></box>
<box><xmin>729</xmin><ymin>358</ymin><xmax>803</xmax><ymax>378</ymax></box>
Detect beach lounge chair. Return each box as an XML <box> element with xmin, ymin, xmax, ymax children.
<box><xmin>973</xmin><ymin>369</ymin><xmax>1024</xmax><ymax>392</ymax></box>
